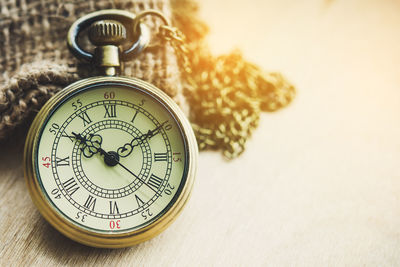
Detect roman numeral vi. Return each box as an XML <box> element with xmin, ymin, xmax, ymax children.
<box><xmin>109</xmin><ymin>201</ymin><xmax>120</xmax><ymax>214</ymax></box>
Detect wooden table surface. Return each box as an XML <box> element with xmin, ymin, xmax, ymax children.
<box><xmin>2</xmin><ymin>0</ymin><xmax>400</xmax><ymax>266</ymax></box>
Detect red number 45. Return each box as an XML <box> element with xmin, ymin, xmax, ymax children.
<box><xmin>42</xmin><ymin>156</ymin><xmax>51</xmax><ymax>168</ymax></box>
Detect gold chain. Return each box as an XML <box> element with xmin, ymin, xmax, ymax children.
<box><xmin>136</xmin><ymin>10</ymin><xmax>296</xmax><ymax>159</ymax></box>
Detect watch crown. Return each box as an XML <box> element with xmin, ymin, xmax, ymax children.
<box><xmin>88</xmin><ymin>20</ymin><xmax>127</xmax><ymax>76</ymax></box>
<box><xmin>89</xmin><ymin>20</ymin><xmax>127</xmax><ymax>46</ymax></box>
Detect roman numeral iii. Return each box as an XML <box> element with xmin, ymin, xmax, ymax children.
<box><xmin>154</xmin><ymin>152</ymin><xmax>168</xmax><ymax>162</ymax></box>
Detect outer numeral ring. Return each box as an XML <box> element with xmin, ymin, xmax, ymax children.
<box><xmin>24</xmin><ymin>76</ymin><xmax>197</xmax><ymax>248</ymax></box>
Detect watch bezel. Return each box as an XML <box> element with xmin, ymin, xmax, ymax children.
<box><xmin>24</xmin><ymin>76</ymin><xmax>197</xmax><ymax>248</ymax></box>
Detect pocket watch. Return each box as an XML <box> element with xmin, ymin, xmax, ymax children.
<box><xmin>23</xmin><ymin>10</ymin><xmax>197</xmax><ymax>248</ymax></box>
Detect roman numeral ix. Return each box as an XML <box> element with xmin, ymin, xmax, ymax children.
<box><xmin>56</xmin><ymin>156</ymin><xmax>70</xmax><ymax>167</ymax></box>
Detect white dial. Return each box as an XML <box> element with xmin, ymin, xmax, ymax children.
<box><xmin>35</xmin><ymin>82</ymin><xmax>189</xmax><ymax>233</ymax></box>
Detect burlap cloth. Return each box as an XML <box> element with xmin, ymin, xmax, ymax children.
<box><xmin>0</xmin><ymin>0</ymin><xmax>184</xmax><ymax>139</ymax></box>
<box><xmin>0</xmin><ymin>0</ymin><xmax>295</xmax><ymax>158</ymax></box>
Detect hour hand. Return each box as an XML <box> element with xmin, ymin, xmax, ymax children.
<box><xmin>71</xmin><ymin>132</ymin><xmax>103</xmax><ymax>158</ymax></box>
<box><xmin>60</xmin><ymin>132</ymin><xmax>87</xmax><ymax>144</ymax></box>
<box><xmin>70</xmin><ymin>132</ymin><xmax>85</xmax><ymax>142</ymax></box>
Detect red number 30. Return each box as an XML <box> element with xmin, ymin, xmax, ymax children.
<box><xmin>109</xmin><ymin>220</ymin><xmax>121</xmax><ymax>229</ymax></box>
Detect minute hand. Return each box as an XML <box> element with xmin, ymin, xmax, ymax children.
<box><xmin>117</xmin><ymin>121</ymin><xmax>167</xmax><ymax>158</ymax></box>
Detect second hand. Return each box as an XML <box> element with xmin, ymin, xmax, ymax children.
<box><xmin>98</xmin><ymin>148</ymin><xmax>161</xmax><ymax>196</ymax></box>
<box><xmin>69</xmin><ymin>131</ymin><xmax>161</xmax><ymax>196</ymax></box>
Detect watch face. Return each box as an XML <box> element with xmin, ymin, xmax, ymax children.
<box><xmin>31</xmin><ymin>78</ymin><xmax>194</xmax><ymax>236</ymax></box>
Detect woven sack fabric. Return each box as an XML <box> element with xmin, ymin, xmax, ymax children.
<box><xmin>0</xmin><ymin>0</ymin><xmax>183</xmax><ymax>139</ymax></box>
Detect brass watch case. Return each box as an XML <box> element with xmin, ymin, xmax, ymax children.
<box><xmin>24</xmin><ymin>76</ymin><xmax>197</xmax><ymax>248</ymax></box>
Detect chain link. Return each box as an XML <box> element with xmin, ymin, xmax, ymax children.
<box><xmin>137</xmin><ymin>11</ymin><xmax>296</xmax><ymax>159</ymax></box>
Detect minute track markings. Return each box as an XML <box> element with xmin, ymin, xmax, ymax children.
<box><xmin>69</xmin><ymin>120</ymin><xmax>152</xmax><ymax>199</ymax></box>
<box><xmin>105</xmin><ymin>153</ymin><xmax>162</xmax><ymax>196</ymax></box>
<box><xmin>28</xmin><ymin>55</ymin><xmax>194</xmax><ymax>237</ymax></box>
<box><xmin>71</xmin><ymin>130</ymin><xmax>163</xmax><ymax>197</ymax></box>
<box><xmin>50</xmin><ymin>99</ymin><xmax>172</xmax><ymax>219</ymax></box>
